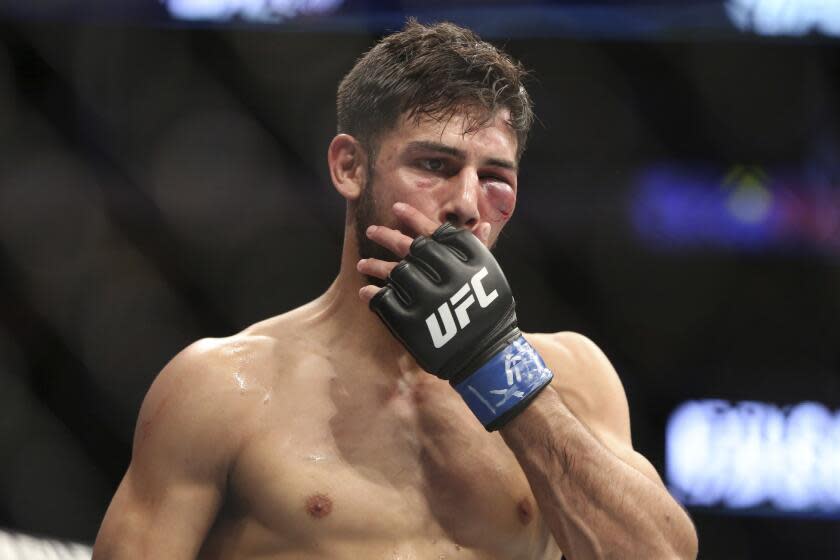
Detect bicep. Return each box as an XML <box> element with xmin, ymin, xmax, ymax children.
<box><xmin>94</xmin><ymin>463</ymin><xmax>223</xmax><ymax>559</ymax></box>
<box><xmin>94</xmin><ymin>344</ymin><xmax>237</xmax><ymax>559</ymax></box>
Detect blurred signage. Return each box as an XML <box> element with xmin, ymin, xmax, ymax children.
<box><xmin>726</xmin><ymin>0</ymin><xmax>840</xmax><ymax>37</ymax></box>
<box><xmin>667</xmin><ymin>400</ymin><xmax>840</xmax><ymax>514</ymax></box>
<box><xmin>0</xmin><ymin>1</ymin><xmax>837</xmax><ymax>40</ymax></box>
<box><xmin>632</xmin><ymin>164</ymin><xmax>840</xmax><ymax>254</ymax></box>
<box><xmin>165</xmin><ymin>0</ymin><xmax>344</xmax><ymax>22</ymax></box>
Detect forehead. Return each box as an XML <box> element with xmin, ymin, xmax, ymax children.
<box><xmin>381</xmin><ymin>108</ymin><xmax>518</xmax><ymax>161</ymax></box>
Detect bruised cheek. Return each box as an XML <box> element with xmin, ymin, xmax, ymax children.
<box><xmin>484</xmin><ymin>183</ymin><xmax>516</xmax><ymax>223</ymax></box>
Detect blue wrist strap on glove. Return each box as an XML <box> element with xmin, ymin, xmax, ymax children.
<box><xmin>453</xmin><ymin>335</ymin><xmax>553</xmax><ymax>431</ymax></box>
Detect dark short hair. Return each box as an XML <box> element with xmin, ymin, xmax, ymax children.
<box><xmin>337</xmin><ymin>19</ymin><xmax>534</xmax><ymax>162</ymax></box>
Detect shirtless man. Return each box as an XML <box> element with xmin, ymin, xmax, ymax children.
<box><xmin>93</xmin><ymin>21</ymin><xmax>698</xmax><ymax>559</ymax></box>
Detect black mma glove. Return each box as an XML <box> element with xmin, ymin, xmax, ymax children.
<box><xmin>370</xmin><ymin>223</ymin><xmax>553</xmax><ymax>431</ymax></box>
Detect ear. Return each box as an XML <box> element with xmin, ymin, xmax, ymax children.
<box><xmin>327</xmin><ymin>134</ymin><xmax>368</xmax><ymax>201</ymax></box>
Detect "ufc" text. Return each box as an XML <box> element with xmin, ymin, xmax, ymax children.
<box><xmin>425</xmin><ymin>267</ymin><xmax>498</xmax><ymax>348</ymax></box>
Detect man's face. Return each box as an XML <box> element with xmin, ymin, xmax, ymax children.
<box><xmin>354</xmin><ymin>108</ymin><xmax>519</xmax><ymax>266</ymax></box>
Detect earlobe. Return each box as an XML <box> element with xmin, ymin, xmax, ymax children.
<box><xmin>328</xmin><ymin>134</ymin><xmax>367</xmax><ymax>201</ymax></box>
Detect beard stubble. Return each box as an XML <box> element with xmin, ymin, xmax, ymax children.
<box><xmin>354</xmin><ymin>173</ymin><xmax>400</xmax><ymax>288</ymax></box>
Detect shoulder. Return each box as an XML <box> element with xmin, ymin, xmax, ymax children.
<box><xmin>132</xmin><ymin>333</ymin><xmax>281</xmax><ymax>473</ymax></box>
<box><xmin>523</xmin><ymin>331</ymin><xmax>631</xmax><ymax>446</ymax></box>
<box><xmin>145</xmin><ymin>333</ymin><xmax>279</xmax><ymax>413</ymax></box>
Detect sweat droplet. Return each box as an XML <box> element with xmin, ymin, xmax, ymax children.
<box><xmin>233</xmin><ymin>371</ymin><xmax>247</xmax><ymax>393</ymax></box>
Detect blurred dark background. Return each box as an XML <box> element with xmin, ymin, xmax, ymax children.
<box><xmin>0</xmin><ymin>1</ymin><xmax>838</xmax><ymax>558</ymax></box>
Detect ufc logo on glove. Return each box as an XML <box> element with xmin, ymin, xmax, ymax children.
<box><xmin>370</xmin><ymin>223</ymin><xmax>553</xmax><ymax>431</ymax></box>
<box><xmin>426</xmin><ymin>267</ymin><xmax>499</xmax><ymax>348</ymax></box>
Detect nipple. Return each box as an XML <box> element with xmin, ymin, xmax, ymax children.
<box><xmin>517</xmin><ymin>498</ymin><xmax>533</xmax><ymax>525</ymax></box>
<box><xmin>305</xmin><ymin>493</ymin><xmax>333</xmax><ymax>519</ymax></box>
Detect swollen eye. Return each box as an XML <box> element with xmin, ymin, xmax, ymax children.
<box><xmin>484</xmin><ymin>181</ymin><xmax>516</xmax><ymax>217</ymax></box>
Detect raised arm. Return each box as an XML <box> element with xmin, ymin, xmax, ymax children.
<box><xmin>502</xmin><ymin>332</ymin><xmax>698</xmax><ymax>559</ymax></box>
<box><xmin>357</xmin><ymin>207</ymin><xmax>698</xmax><ymax>558</ymax></box>
<box><xmin>93</xmin><ymin>340</ymin><xmax>247</xmax><ymax>559</ymax></box>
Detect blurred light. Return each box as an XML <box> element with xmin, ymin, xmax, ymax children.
<box><xmin>3</xmin><ymin>1</ymin><xmax>839</xmax><ymax>40</ymax></box>
<box><xmin>667</xmin><ymin>400</ymin><xmax>840</xmax><ymax>515</ymax></box>
<box><xmin>0</xmin><ymin>530</ymin><xmax>91</xmax><ymax>560</ymax></box>
<box><xmin>722</xmin><ymin>165</ymin><xmax>773</xmax><ymax>225</ymax></box>
<box><xmin>632</xmin><ymin>163</ymin><xmax>840</xmax><ymax>254</ymax></box>
<box><xmin>726</xmin><ymin>0</ymin><xmax>840</xmax><ymax>37</ymax></box>
<box><xmin>165</xmin><ymin>0</ymin><xmax>343</xmax><ymax>22</ymax></box>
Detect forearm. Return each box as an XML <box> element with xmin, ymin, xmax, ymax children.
<box><xmin>501</xmin><ymin>385</ymin><xmax>698</xmax><ymax>560</ymax></box>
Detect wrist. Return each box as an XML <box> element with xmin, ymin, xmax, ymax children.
<box><xmin>452</xmin><ymin>335</ymin><xmax>554</xmax><ymax>431</ymax></box>
<box><xmin>500</xmin><ymin>382</ymin><xmax>563</xmax><ymax>434</ymax></box>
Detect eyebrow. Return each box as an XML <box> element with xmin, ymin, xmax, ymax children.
<box><xmin>405</xmin><ymin>140</ymin><xmax>518</xmax><ymax>172</ymax></box>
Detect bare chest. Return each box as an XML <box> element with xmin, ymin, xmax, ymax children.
<box><xmin>225</xmin><ymin>368</ymin><xmax>555</xmax><ymax>557</ymax></box>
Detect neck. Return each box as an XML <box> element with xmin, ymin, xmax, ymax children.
<box><xmin>307</xmin><ymin>226</ymin><xmax>413</xmax><ymax>370</ymax></box>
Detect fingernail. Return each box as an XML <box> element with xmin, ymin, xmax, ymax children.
<box><xmin>366</xmin><ymin>225</ymin><xmax>377</xmax><ymax>235</ymax></box>
<box><xmin>393</xmin><ymin>202</ymin><xmax>406</xmax><ymax>212</ymax></box>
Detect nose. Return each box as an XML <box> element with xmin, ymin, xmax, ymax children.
<box><xmin>439</xmin><ymin>168</ymin><xmax>480</xmax><ymax>230</ymax></box>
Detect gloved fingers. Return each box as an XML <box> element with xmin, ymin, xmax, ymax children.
<box><xmin>387</xmin><ymin>259</ymin><xmax>438</xmax><ymax>306</ymax></box>
<box><xmin>408</xmin><ymin>235</ymin><xmax>461</xmax><ymax>283</ymax></box>
<box><xmin>432</xmin><ymin>224</ymin><xmax>486</xmax><ymax>261</ymax></box>
<box><xmin>369</xmin><ymin>285</ymin><xmax>407</xmax><ymax>324</ymax></box>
